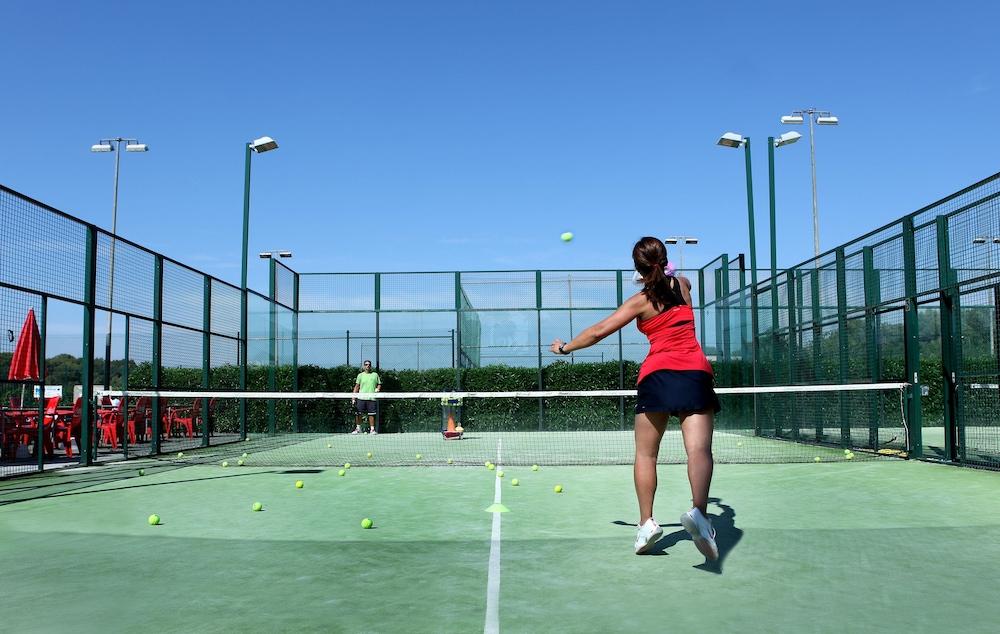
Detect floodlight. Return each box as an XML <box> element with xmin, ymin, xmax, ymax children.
<box><xmin>717</xmin><ymin>132</ymin><xmax>745</xmax><ymax>148</ymax></box>
<box><xmin>816</xmin><ymin>116</ymin><xmax>839</xmax><ymax>125</ymax></box>
<box><xmin>250</xmin><ymin>136</ymin><xmax>278</xmax><ymax>153</ymax></box>
<box><xmin>259</xmin><ymin>252</ymin><xmax>272</xmax><ymax>258</ymax></box>
<box><xmin>780</xmin><ymin>115</ymin><xmax>805</xmax><ymax>125</ymax></box>
<box><xmin>685</xmin><ymin>238</ymin><xmax>700</xmax><ymax>245</ymax></box>
<box><xmin>277</xmin><ymin>251</ymin><xmax>293</xmax><ymax>258</ymax></box>
<box><xmin>91</xmin><ymin>143</ymin><xmax>114</xmax><ymax>152</ymax></box>
<box><xmin>775</xmin><ymin>131</ymin><xmax>802</xmax><ymax>147</ymax></box>
<box><xmin>125</xmin><ymin>143</ymin><xmax>148</xmax><ymax>152</ymax></box>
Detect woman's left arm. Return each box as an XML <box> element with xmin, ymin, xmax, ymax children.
<box><xmin>550</xmin><ymin>294</ymin><xmax>645</xmax><ymax>355</ymax></box>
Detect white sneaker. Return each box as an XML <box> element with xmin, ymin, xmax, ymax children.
<box><xmin>680</xmin><ymin>508</ymin><xmax>718</xmax><ymax>561</ymax></box>
<box><xmin>351</xmin><ymin>429</ymin><xmax>360</xmax><ymax>435</ymax></box>
<box><xmin>634</xmin><ymin>518</ymin><xmax>663</xmax><ymax>554</ymax></box>
<box><xmin>369</xmin><ymin>429</ymin><xmax>377</xmax><ymax>435</ymax></box>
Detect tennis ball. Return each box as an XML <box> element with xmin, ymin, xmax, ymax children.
<box><xmin>344</xmin><ymin>463</ymin><xmax>351</xmax><ymax>469</ymax></box>
<box><xmin>327</xmin><ymin>443</ymin><xmax>332</xmax><ymax>448</ymax></box>
<box><xmin>415</xmin><ymin>453</ymin><xmax>422</xmax><ymax>460</ymax></box>
<box><xmin>138</xmin><ymin>469</ymin><xmax>145</xmax><ymax>476</ymax></box>
<box><xmin>147</xmin><ymin>514</ymin><xmax>160</xmax><ymax>526</ymax></box>
<box><xmin>245</xmin><ymin>436</ymin><xmax>251</xmax><ymax>442</ymax></box>
<box><xmin>553</xmin><ymin>484</ymin><xmax>563</xmax><ymax>493</ymax></box>
<box><xmin>560</xmin><ymin>232</ymin><xmax>574</xmax><ymax>242</ymax></box>
<box><xmin>844</xmin><ymin>449</ymin><xmax>852</xmax><ymax>455</ymax></box>
<box><xmin>455</xmin><ymin>426</ymin><xmax>464</xmax><ymax>433</ymax></box>
<box><xmin>814</xmin><ymin>456</ymin><xmax>822</xmax><ymax>462</ymax></box>
<box><xmin>361</xmin><ymin>518</ymin><xmax>373</xmax><ymax>529</ymax></box>
<box><xmin>511</xmin><ymin>479</ymin><xmax>519</xmax><ymax>486</ymax></box>
<box><xmin>367</xmin><ymin>452</ymin><xmax>373</xmax><ymax>459</ymax></box>
<box><xmin>221</xmin><ymin>460</ymin><xmax>229</xmax><ymax>468</ymax></box>
<box><xmin>338</xmin><ymin>469</ymin><xmax>346</xmax><ymax>476</ymax></box>
<box><xmin>737</xmin><ymin>442</ymin><xmax>743</xmax><ymax>448</ymax></box>
<box><xmin>497</xmin><ymin>470</ymin><xmax>504</xmax><ymax>478</ymax></box>
<box><xmin>484</xmin><ymin>461</ymin><xmax>491</xmax><ymax>467</ymax></box>
<box><xmin>295</xmin><ymin>480</ymin><xmax>304</xmax><ymax>489</ymax></box>
<box><xmin>447</xmin><ymin>458</ymin><xmax>454</xmax><ymax>464</ymax></box>
<box><xmin>846</xmin><ymin>452</ymin><xmax>855</xmax><ymax>460</ymax></box>
<box><xmin>176</xmin><ymin>452</ymin><xmax>184</xmax><ymax>458</ymax></box>
<box><xmin>252</xmin><ymin>502</ymin><xmax>263</xmax><ymax>512</ymax></box>
<box><xmin>237</xmin><ymin>459</ymin><xmax>245</xmax><ymax>466</ymax></box>
<box><xmin>242</xmin><ymin>452</ymin><xmax>249</xmax><ymax>458</ymax></box>
<box><xmin>487</xmin><ymin>463</ymin><xmax>495</xmax><ymax>471</ymax></box>
<box><xmin>531</xmin><ymin>465</ymin><xmax>539</xmax><ymax>471</ymax></box>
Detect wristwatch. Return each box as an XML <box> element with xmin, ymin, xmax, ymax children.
<box><xmin>558</xmin><ymin>343</ymin><xmax>568</xmax><ymax>355</ymax></box>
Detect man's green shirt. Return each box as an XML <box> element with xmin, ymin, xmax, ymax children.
<box><xmin>355</xmin><ymin>372</ymin><xmax>381</xmax><ymax>394</ymax></box>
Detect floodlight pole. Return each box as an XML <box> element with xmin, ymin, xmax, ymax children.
<box><xmin>743</xmin><ymin>138</ymin><xmax>758</xmax><ymax>293</ymax></box>
<box><xmin>808</xmin><ymin>113</ymin><xmax>819</xmax><ymax>257</ymax></box>
<box><xmin>93</xmin><ymin>137</ymin><xmax>144</xmax><ymax>391</ymax></box>
<box><xmin>767</xmin><ymin>138</ymin><xmax>778</xmax><ymax>286</ymax></box>
<box><xmin>240</xmin><ymin>142</ymin><xmax>253</xmax><ymax>438</ymax></box>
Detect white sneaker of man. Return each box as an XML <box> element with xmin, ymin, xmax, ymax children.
<box><xmin>634</xmin><ymin>518</ymin><xmax>663</xmax><ymax>554</ymax></box>
<box><xmin>680</xmin><ymin>507</ymin><xmax>718</xmax><ymax>561</ymax></box>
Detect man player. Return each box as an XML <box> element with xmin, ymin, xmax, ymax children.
<box><xmin>352</xmin><ymin>360</ymin><xmax>381</xmax><ymax>434</ymax></box>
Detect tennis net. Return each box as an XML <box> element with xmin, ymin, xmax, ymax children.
<box><xmin>100</xmin><ymin>383</ymin><xmax>909</xmax><ymax>466</ymax></box>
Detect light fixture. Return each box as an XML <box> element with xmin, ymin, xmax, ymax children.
<box><xmin>717</xmin><ymin>132</ymin><xmax>745</xmax><ymax>148</ymax></box>
<box><xmin>816</xmin><ymin>116</ymin><xmax>840</xmax><ymax>125</ymax></box>
<box><xmin>780</xmin><ymin>115</ymin><xmax>805</xmax><ymax>125</ymax></box>
<box><xmin>250</xmin><ymin>136</ymin><xmax>279</xmax><ymax>153</ymax></box>
<box><xmin>775</xmin><ymin>131</ymin><xmax>802</xmax><ymax>147</ymax></box>
<box><xmin>125</xmin><ymin>143</ymin><xmax>149</xmax><ymax>152</ymax></box>
<box><xmin>91</xmin><ymin>143</ymin><xmax>114</xmax><ymax>152</ymax></box>
<box><xmin>973</xmin><ymin>237</ymin><xmax>988</xmax><ymax>244</ymax></box>
<box><xmin>259</xmin><ymin>250</ymin><xmax>293</xmax><ymax>259</ymax></box>
<box><xmin>278</xmin><ymin>250</ymin><xmax>292</xmax><ymax>258</ymax></box>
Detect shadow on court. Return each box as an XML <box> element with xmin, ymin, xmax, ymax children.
<box><xmin>613</xmin><ymin>497</ymin><xmax>742</xmax><ymax>572</ymax></box>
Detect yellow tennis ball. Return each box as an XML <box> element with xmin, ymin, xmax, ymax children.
<box><xmin>252</xmin><ymin>502</ymin><xmax>263</xmax><ymax>512</ymax></box>
<box><xmin>327</xmin><ymin>443</ymin><xmax>332</xmax><ymax>448</ymax></box>
<box><xmin>338</xmin><ymin>469</ymin><xmax>346</xmax><ymax>476</ymax></box>
<box><xmin>846</xmin><ymin>452</ymin><xmax>855</xmax><ymax>460</ymax></box>
<box><xmin>553</xmin><ymin>484</ymin><xmax>563</xmax><ymax>493</ymax></box>
<box><xmin>560</xmin><ymin>232</ymin><xmax>574</xmax><ymax>242</ymax></box>
<box><xmin>221</xmin><ymin>460</ymin><xmax>229</xmax><ymax>468</ymax></box>
<box><xmin>242</xmin><ymin>452</ymin><xmax>249</xmax><ymax>458</ymax></box>
<box><xmin>447</xmin><ymin>458</ymin><xmax>454</xmax><ymax>464</ymax></box>
<box><xmin>814</xmin><ymin>456</ymin><xmax>822</xmax><ymax>462</ymax></box>
<box><xmin>511</xmin><ymin>479</ymin><xmax>519</xmax><ymax>486</ymax></box>
<box><xmin>367</xmin><ymin>452</ymin><xmax>373</xmax><ymax>459</ymax></box>
<box><xmin>487</xmin><ymin>463</ymin><xmax>495</xmax><ymax>471</ymax></box>
<box><xmin>497</xmin><ymin>470</ymin><xmax>504</xmax><ymax>478</ymax></box>
<box><xmin>344</xmin><ymin>463</ymin><xmax>351</xmax><ymax>469</ymax></box>
<box><xmin>147</xmin><ymin>514</ymin><xmax>160</xmax><ymax>526</ymax></box>
<box><xmin>361</xmin><ymin>518</ymin><xmax>373</xmax><ymax>529</ymax></box>
<box><xmin>455</xmin><ymin>426</ymin><xmax>464</xmax><ymax>433</ymax></box>
<box><xmin>138</xmin><ymin>469</ymin><xmax>145</xmax><ymax>476</ymax></box>
<box><xmin>176</xmin><ymin>452</ymin><xmax>184</xmax><ymax>458</ymax></box>
<box><xmin>531</xmin><ymin>465</ymin><xmax>539</xmax><ymax>471</ymax></box>
<box><xmin>237</xmin><ymin>459</ymin><xmax>245</xmax><ymax>466</ymax></box>
<box><xmin>415</xmin><ymin>453</ymin><xmax>422</xmax><ymax>460</ymax></box>
<box><xmin>295</xmin><ymin>480</ymin><xmax>304</xmax><ymax>489</ymax></box>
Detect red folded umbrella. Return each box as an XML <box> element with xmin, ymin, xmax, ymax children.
<box><xmin>8</xmin><ymin>308</ymin><xmax>41</xmax><ymax>382</ymax></box>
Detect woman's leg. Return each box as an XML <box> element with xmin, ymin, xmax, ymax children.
<box><xmin>678</xmin><ymin>410</ymin><xmax>714</xmax><ymax>514</ymax></box>
<box><xmin>634</xmin><ymin>411</ymin><xmax>668</xmax><ymax>524</ymax></box>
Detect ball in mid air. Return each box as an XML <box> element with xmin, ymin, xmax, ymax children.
<box><xmin>560</xmin><ymin>232</ymin><xmax>574</xmax><ymax>242</ymax></box>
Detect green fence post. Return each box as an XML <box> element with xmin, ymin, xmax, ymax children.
<box><xmin>935</xmin><ymin>215</ymin><xmax>958</xmax><ymax>462</ymax></box>
<box><xmin>454</xmin><ymin>272</ymin><xmax>462</xmax><ymax>389</ymax></box>
<box><xmin>835</xmin><ymin>247</ymin><xmax>850</xmax><ymax>447</ymax></box>
<box><xmin>617</xmin><ymin>269</ymin><xmax>625</xmax><ymax>430</ymax></box>
<box><xmin>720</xmin><ymin>256</ymin><xmax>732</xmax><ymax>387</ymax></box>
<box><xmin>268</xmin><ymin>258</ymin><xmax>276</xmax><ymax>435</ymax></box>
<box><xmin>80</xmin><ymin>224</ymin><xmax>97</xmax><ymax>466</ymax></box>
<box><xmin>292</xmin><ymin>270</ymin><xmax>300</xmax><ymax>433</ymax></box>
<box><xmin>863</xmin><ymin>246</ymin><xmax>881</xmax><ymax>449</ymax></box>
<box><xmin>698</xmin><ymin>265</ymin><xmax>706</xmax><ymax>350</ymax></box>
<box><xmin>203</xmin><ymin>276</ymin><xmax>211</xmax><ymax>447</ymax></box>
<box><xmin>787</xmin><ymin>270</ymin><xmax>799</xmax><ymax>439</ymax></box>
<box><xmin>811</xmin><ymin>267</ymin><xmax>822</xmax><ymax>439</ymax></box>
<box><xmin>901</xmin><ymin>216</ymin><xmax>923</xmax><ymax>457</ymax></box>
<box><xmin>151</xmin><ymin>255</ymin><xmax>163</xmax><ymax>455</ymax></box>
<box><xmin>536</xmin><ymin>270</ymin><xmax>544</xmax><ymax>431</ymax></box>
<box><xmin>36</xmin><ymin>297</ymin><xmax>47</xmax><ymax>472</ymax></box>
<box><xmin>374</xmin><ymin>272</ymin><xmax>381</xmax><ymax>369</ymax></box>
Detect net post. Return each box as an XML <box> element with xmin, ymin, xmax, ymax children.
<box><xmin>835</xmin><ymin>248</ymin><xmax>850</xmax><ymax>447</ymax></box>
<box><xmin>935</xmin><ymin>215</ymin><xmax>960</xmax><ymax>462</ymax></box>
<box><xmin>80</xmin><ymin>223</ymin><xmax>98</xmax><ymax>466</ymax></box>
<box><xmin>202</xmin><ymin>276</ymin><xmax>212</xmax><ymax>447</ymax></box>
<box><xmin>901</xmin><ymin>216</ymin><xmax>923</xmax><ymax>457</ymax></box>
<box><xmin>151</xmin><ymin>254</ymin><xmax>163</xmax><ymax>455</ymax></box>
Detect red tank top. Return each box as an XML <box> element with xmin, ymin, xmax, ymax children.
<box><xmin>636</xmin><ymin>303</ymin><xmax>713</xmax><ymax>384</ymax></box>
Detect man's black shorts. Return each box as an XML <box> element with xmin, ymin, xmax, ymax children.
<box><xmin>355</xmin><ymin>399</ymin><xmax>377</xmax><ymax>415</ymax></box>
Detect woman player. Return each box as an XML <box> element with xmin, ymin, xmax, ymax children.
<box><xmin>550</xmin><ymin>236</ymin><xmax>719</xmax><ymax>558</ymax></box>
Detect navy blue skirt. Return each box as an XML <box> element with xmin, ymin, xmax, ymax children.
<box><xmin>635</xmin><ymin>370</ymin><xmax>721</xmax><ymax>416</ymax></box>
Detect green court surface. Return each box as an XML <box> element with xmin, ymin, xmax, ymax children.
<box><xmin>2</xmin><ymin>457</ymin><xmax>999</xmax><ymax>633</ymax></box>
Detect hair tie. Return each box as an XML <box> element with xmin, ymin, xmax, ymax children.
<box><xmin>664</xmin><ymin>262</ymin><xmax>676</xmax><ymax>277</ymax></box>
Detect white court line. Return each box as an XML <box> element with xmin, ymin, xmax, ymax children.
<box><xmin>484</xmin><ymin>438</ymin><xmax>502</xmax><ymax>634</ymax></box>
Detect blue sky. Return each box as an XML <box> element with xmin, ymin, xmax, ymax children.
<box><xmin>2</xmin><ymin>0</ymin><xmax>998</xmax><ymax>296</ymax></box>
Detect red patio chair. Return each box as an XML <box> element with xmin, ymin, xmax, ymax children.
<box><xmin>169</xmin><ymin>399</ymin><xmax>202</xmax><ymax>439</ymax></box>
<box><xmin>127</xmin><ymin>397</ymin><xmax>151</xmax><ymax>445</ymax></box>
<box><xmin>19</xmin><ymin>396</ymin><xmax>59</xmax><ymax>457</ymax></box>
<box><xmin>98</xmin><ymin>399</ymin><xmax>126</xmax><ymax>450</ymax></box>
